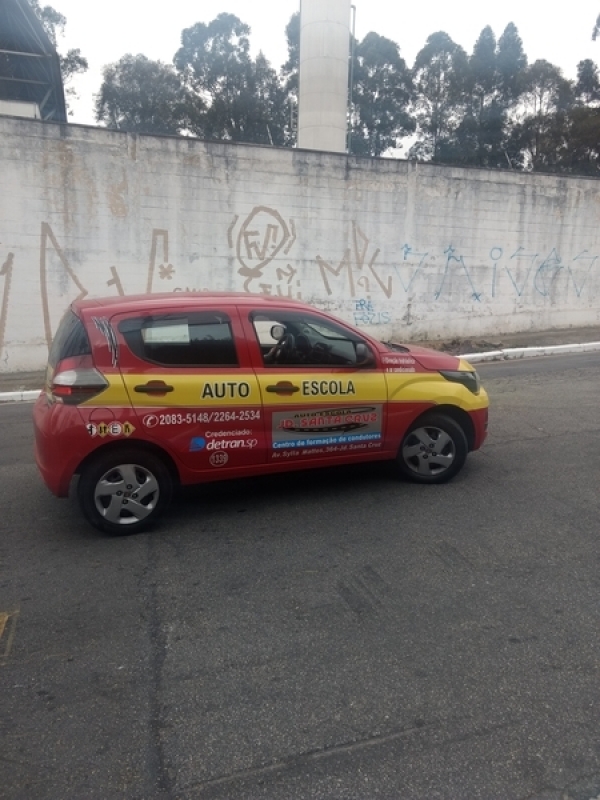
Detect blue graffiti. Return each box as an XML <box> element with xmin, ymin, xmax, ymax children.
<box><xmin>434</xmin><ymin>246</ymin><xmax>482</xmax><ymax>302</ymax></box>
<box><xmin>568</xmin><ymin>251</ymin><xmax>598</xmax><ymax>297</ymax></box>
<box><xmin>353</xmin><ymin>298</ymin><xmax>391</xmax><ymax>326</ymax></box>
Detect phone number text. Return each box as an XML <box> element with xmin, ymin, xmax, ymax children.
<box><xmin>153</xmin><ymin>409</ymin><xmax>261</xmax><ymax>425</ymax></box>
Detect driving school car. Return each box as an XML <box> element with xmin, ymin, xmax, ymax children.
<box><xmin>33</xmin><ymin>292</ymin><xmax>489</xmax><ymax>535</ymax></box>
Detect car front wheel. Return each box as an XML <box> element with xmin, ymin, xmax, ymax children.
<box><xmin>397</xmin><ymin>413</ymin><xmax>468</xmax><ymax>484</ymax></box>
<box><xmin>78</xmin><ymin>448</ymin><xmax>173</xmax><ymax>535</ymax></box>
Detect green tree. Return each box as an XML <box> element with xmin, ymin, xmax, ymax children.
<box><xmin>575</xmin><ymin>59</ymin><xmax>600</xmax><ymax>104</ymax></box>
<box><xmin>496</xmin><ymin>22</ymin><xmax>527</xmax><ymax>104</ymax></box>
<box><xmin>281</xmin><ymin>11</ymin><xmax>300</xmax><ymax>94</ymax></box>
<box><xmin>349</xmin><ymin>32</ymin><xmax>415</xmax><ymax>156</ymax></box>
<box><xmin>95</xmin><ymin>54</ymin><xmax>191</xmax><ymax>135</ymax></box>
<box><xmin>560</xmin><ymin>106</ymin><xmax>600</xmax><ymax>174</ymax></box>
<box><xmin>457</xmin><ymin>26</ymin><xmax>506</xmax><ymax>166</ymax></box>
<box><xmin>409</xmin><ymin>32</ymin><xmax>470</xmax><ymax>161</ymax></box>
<box><xmin>280</xmin><ymin>11</ymin><xmax>300</xmax><ymax>144</ymax></box>
<box><xmin>28</xmin><ymin>0</ymin><xmax>88</xmax><ymax>108</ymax></box>
<box><xmin>506</xmin><ymin>60</ymin><xmax>574</xmax><ymax>170</ymax></box>
<box><xmin>174</xmin><ymin>13</ymin><xmax>286</xmax><ymax>144</ymax></box>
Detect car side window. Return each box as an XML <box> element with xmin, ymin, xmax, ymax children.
<box><xmin>250</xmin><ymin>310</ymin><xmax>374</xmax><ymax>368</ymax></box>
<box><xmin>119</xmin><ymin>312</ymin><xmax>238</xmax><ymax>367</ymax></box>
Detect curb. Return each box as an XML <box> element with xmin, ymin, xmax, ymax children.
<box><xmin>0</xmin><ymin>389</ymin><xmax>41</xmax><ymax>404</ymax></box>
<box><xmin>1</xmin><ymin>341</ymin><xmax>599</xmax><ymax>404</ymax></box>
<box><xmin>460</xmin><ymin>341</ymin><xmax>600</xmax><ymax>364</ymax></box>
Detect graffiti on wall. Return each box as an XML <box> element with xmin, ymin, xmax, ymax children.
<box><xmin>40</xmin><ymin>223</ymin><xmax>88</xmax><ymax>348</ymax></box>
<box><xmin>31</xmin><ymin>217</ymin><xmax>600</xmax><ymax>313</ymax></box>
<box><xmin>106</xmin><ymin>228</ymin><xmax>177</xmax><ymax>297</ymax></box>
<box><xmin>315</xmin><ymin>223</ymin><xmax>598</xmax><ymax>305</ymax></box>
<box><xmin>3</xmin><ymin>210</ymin><xmax>599</xmax><ymax>368</ymax></box>
<box><xmin>229</xmin><ymin>206</ymin><xmax>300</xmax><ymax>297</ymax></box>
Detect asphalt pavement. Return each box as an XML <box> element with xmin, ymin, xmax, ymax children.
<box><xmin>2</xmin><ymin>324</ymin><xmax>600</xmax><ymax>402</ymax></box>
<box><xmin>2</xmin><ymin>353</ymin><xmax>600</xmax><ymax>799</ymax></box>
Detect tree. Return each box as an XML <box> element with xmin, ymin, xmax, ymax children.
<box><xmin>348</xmin><ymin>32</ymin><xmax>414</xmax><ymax>156</ymax></box>
<box><xmin>496</xmin><ymin>22</ymin><xmax>527</xmax><ymax>105</ymax></box>
<box><xmin>574</xmin><ymin>59</ymin><xmax>600</xmax><ymax>104</ymax></box>
<box><xmin>506</xmin><ymin>60</ymin><xmax>574</xmax><ymax>170</ymax></box>
<box><xmin>280</xmin><ymin>11</ymin><xmax>300</xmax><ymax>145</ymax></box>
<box><xmin>409</xmin><ymin>32</ymin><xmax>470</xmax><ymax>161</ymax></box>
<box><xmin>458</xmin><ymin>26</ymin><xmax>506</xmax><ymax>166</ymax></box>
<box><xmin>560</xmin><ymin>106</ymin><xmax>600</xmax><ymax>174</ymax></box>
<box><xmin>28</xmin><ymin>0</ymin><xmax>88</xmax><ymax>109</ymax></box>
<box><xmin>281</xmin><ymin>11</ymin><xmax>300</xmax><ymax>95</ymax></box>
<box><xmin>593</xmin><ymin>13</ymin><xmax>600</xmax><ymax>40</ymax></box>
<box><xmin>95</xmin><ymin>55</ymin><xmax>191</xmax><ymax>135</ymax></box>
<box><xmin>174</xmin><ymin>13</ymin><xmax>286</xmax><ymax>145</ymax></box>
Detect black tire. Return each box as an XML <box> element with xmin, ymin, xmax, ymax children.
<box><xmin>78</xmin><ymin>448</ymin><xmax>173</xmax><ymax>535</ymax></box>
<box><xmin>397</xmin><ymin>413</ymin><xmax>468</xmax><ymax>484</ymax></box>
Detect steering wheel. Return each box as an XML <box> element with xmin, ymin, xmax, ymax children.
<box><xmin>295</xmin><ymin>334</ymin><xmax>311</xmax><ymax>360</ymax></box>
<box><xmin>271</xmin><ymin>332</ymin><xmax>296</xmax><ymax>363</ymax></box>
<box><xmin>310</xmin><ymin>341</ymin><xmax>330</xmax><ymax>363</ymax></box>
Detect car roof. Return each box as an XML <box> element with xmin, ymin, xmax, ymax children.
<box><xmin>73</xmin><ymin>292</ymin><xmax>309</xmax><ymax>316</ymax></box>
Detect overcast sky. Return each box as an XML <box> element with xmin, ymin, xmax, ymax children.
<box><xmin>49</xmin><ymin>0</ymin><xmax>600</xmax><ymax>125</ymax></box>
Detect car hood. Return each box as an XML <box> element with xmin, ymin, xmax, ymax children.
<box><xmin>381</xmin><ymin>343</ymin><xmax>465</xmax><ymax>371</ymax></box>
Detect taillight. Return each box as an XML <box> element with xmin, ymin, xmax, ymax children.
<box><xmin>48</xmin><ymin>355</ymin><xmax>109</xmax><ymax>405</ymax></box>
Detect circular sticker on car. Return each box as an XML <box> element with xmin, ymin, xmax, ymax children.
<box><xmin>209</xmin><ymin>452</ymin><xmax>229</xmax><ymax>467</ymax></box>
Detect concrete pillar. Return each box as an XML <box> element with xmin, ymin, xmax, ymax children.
<box><xmin>297</xmin><ymin>0</ymin><xmax>351</xmax><ymax>153</ymax></box>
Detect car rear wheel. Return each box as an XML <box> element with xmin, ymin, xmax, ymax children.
<box><xmin>397</xmin><ymin>413</ymin><xmax>468</xmax><ymax>484</ymax></box>
<box><xmin>78</xmin><ymin>448</ymin><xmax>173</xmax><ymax>535</ymax></box>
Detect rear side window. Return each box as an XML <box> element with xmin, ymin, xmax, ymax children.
<box><xmin>48</xmin><ymin>310</ymin><xmax>91</xmax><ymax>368</ymax></box>
<box><xmin>118</xmin><ymin>311</ymin><xmax>239</xmax><ymax>367</ymax></box>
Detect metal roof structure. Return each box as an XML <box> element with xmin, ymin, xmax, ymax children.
<box><xmin>0</xmin><ymin>0</ymin><xmax>66</xmax><ymax>122</ymax></box>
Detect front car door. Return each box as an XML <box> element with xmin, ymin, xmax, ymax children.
<box><xmin>241</xmin><ymin>306</ymin><xmax>389</xmax><ymax>467</ymax></box>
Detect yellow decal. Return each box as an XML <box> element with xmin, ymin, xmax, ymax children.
<box><xmin>120</xmin><ymin>373</ymin><xmax>261</xmax><ymax>408</ymax></box>
<box><xmin>258</xmin><ymin>373</ymin><xmax>388</xmax><ymax>406</ymax></box>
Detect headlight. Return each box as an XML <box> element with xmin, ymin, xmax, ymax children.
<box><xmin>439</xmin><ymin>369</ymin><xmax>480</xmax><ymax>395</ymax></box>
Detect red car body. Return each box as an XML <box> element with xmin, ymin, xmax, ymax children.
<box><xmin>33</xmin><ymin>293</ymin><xmax>488</xmax><ymax>533</ymax></box>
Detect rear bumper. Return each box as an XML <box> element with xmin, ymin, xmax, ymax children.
<box><xmin>33</xmin><ymin>395</ymin><xmax>85</xmax><ymax>497</ymax></box>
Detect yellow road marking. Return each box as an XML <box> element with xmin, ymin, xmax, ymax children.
<box><xmin>0</xmin><ymin>610</ymin><xmax>19</xmax><ymax>666</ymax></box>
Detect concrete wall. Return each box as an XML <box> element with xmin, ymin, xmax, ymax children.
<box><xmin>1</xmin><ymin>116</ymin><xmax>600</xmax><ymax>373</ymax></box>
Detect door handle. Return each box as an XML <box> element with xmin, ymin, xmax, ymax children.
<box><xmin>266</xmin><ymin>381</ymin><xmax>300</xmax><ymax>395</ymax></box>
<box><xmin>134</xmin><ymin>381</ymin><xmax>174</xmax><ymax>394</ymax></box>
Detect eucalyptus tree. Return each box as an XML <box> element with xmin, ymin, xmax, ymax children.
<box><xmin>95</xmin><ymin>54</ymin><xmax>191</xmax><ymax>135</ymax></box>
<box><xmin>174</xmin><ymin>13</ymin><xmax>287</xmax><ymax>145</ymax></box>
<box><xmin>409</xmin><ymin>31</ymin><xmax>470</xmax><ymax>161</ymax></box>
<box><xmin>574</xmin><ymin>58</ymin><xmax>600</xmax><ymax>104</ymax></box>
<box><xmin>506</xmin><ymin>60</ymin><xmax>574</xmax><ymax>170</ymax></box>
<box><xmin>348</xmin><ymin>32</ymin><xmax>415</xmax><ymax>156</ymax></box>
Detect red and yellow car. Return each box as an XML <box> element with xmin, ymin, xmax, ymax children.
<box><xmin>33</xmin><ymin>293</ymin><xmax>489</xmax><ymax>534</ymax></box>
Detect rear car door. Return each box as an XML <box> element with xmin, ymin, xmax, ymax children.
<box><xmin>113</xmin><ymin>306</ymin><xmax>265</xmax><ymax>472</ymax></box>
<box><xmin>241</xmin><ymin>306</ymin><xmax>389</xmax><ymax>466</ymax></box>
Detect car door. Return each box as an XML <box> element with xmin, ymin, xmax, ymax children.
<box><xmin>113</xmin><ymin>305</ymin><xmax>266</xmax><ymax>472</ymax></box>
<box><xmin>241</xmin><ymin>306</ymin><xmax>389</xmax><ymax>466</ymax></box>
